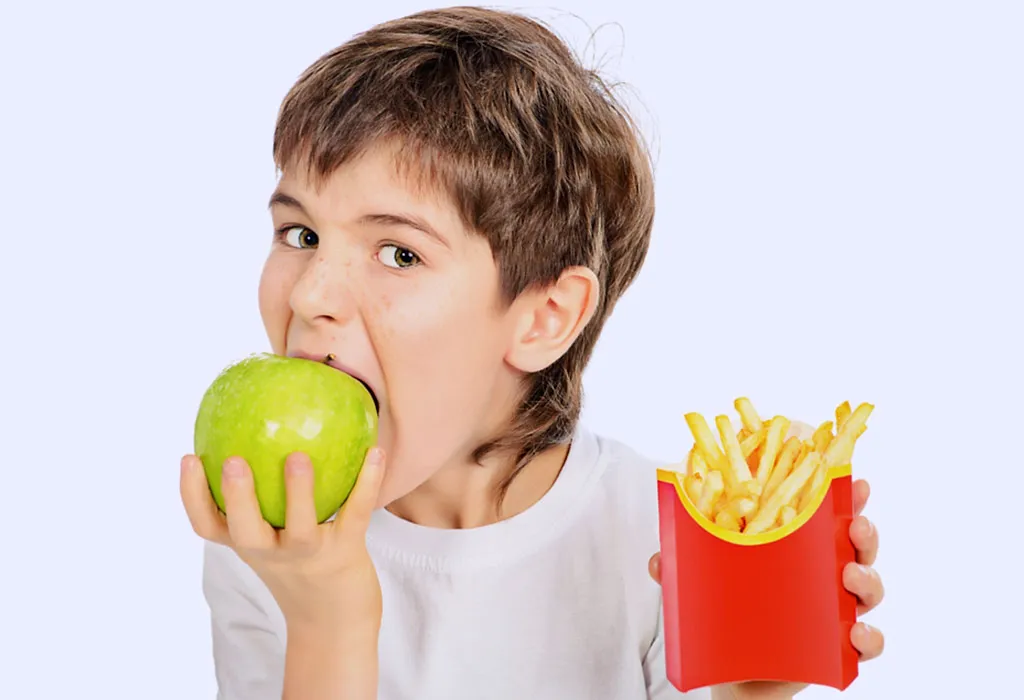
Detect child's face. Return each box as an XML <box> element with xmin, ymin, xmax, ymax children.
<box><xmin>259</xmin><ymin>144</ymin><xmax>524</xmax><ymax>506</ymax></box>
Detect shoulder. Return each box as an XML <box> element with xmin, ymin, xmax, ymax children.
<box><xmin>583</xmin><ymin>425</ymin><xmax>677</xmax><ymax>537</ymax></box>
<box><xmin>568</xmin><ymin>424</ymin><xmax>676</xmax><ymax>643</ymax></box>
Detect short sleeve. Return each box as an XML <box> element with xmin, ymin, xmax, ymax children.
<box><xmin>202</xmin><ymin>542</ymin><xmax>287</xmax><ymax>700</ymax></box>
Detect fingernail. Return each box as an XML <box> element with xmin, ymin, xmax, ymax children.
<box><xmin>366</xmin><ymin>447</ymin><xmax>384</xmax><ymax>468</ymax></box>
<box><xmin>180</xmin><ymin>456</ymin><xmax>194</xmax><ymax>474</ymax></box>
<box><xmin>222</xmin><ymin>459</ymin><xmax>243</xmax><ymax>479</ymax></box>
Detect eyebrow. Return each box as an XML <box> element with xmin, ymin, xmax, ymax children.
<box><xmin>268</xmin><ymin>191</ymin><xmax>310</xmax><ymax>218</ymax></box>
<box><xmin>358</xmin><ymin>212</ymin><xmax>450</xmax><ymax>249</ymax></box>
<box><xmin>268</xmin><ymin>191</ymin><xmax>450</xmax><ymax>249</ymax></box>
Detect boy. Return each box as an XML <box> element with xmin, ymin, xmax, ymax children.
<box><xmin>180</xmin><ymin>7</ymin><xmax>885</xmax><ymax>699</ymax></box>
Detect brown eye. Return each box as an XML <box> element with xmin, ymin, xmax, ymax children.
<box><xmin>378</xmin><ymin>244</ymin><xmax>420</xmax><ymax>269</ymax></box>
<box><xmin>283</xmin><ymin>226</ymin><xmax>319</xmax><ymax>249</ymax></box>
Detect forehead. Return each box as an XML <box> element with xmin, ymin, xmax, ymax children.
<box><xmin>275</xmin><ymin>142</ymin><xmax>463</xmax><ymax>232</ymax></box>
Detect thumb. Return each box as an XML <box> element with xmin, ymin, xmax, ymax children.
<box><xmin>333</xmin><ymin>446</ymin><xmax>386</xmax><ymax>535</ymax></box>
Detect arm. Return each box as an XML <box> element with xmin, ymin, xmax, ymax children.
<box><xmin>204</xmin><ymin>541</ymin><xmax>381</xmax><ymax>700</ymax></box>
<box><xmin>185</xmin><ymin>449</ymin><xmax>388</xmax><ymax>700</ymax></box>
<box><xmin>283</xmin><ymin>622</ymin><xmax>379</xmax><ymax>700</ymax></box>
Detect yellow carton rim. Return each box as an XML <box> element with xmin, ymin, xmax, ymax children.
<box><xmin>656</xmin><ymin>464</ymin><xmax>852</xmax><ymax>546</ymax></box>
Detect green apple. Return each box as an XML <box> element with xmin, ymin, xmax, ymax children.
<box><xmin>193</xmin><ymin>352</ymin><xmax>378</xmax><ymax>528</ymax></box>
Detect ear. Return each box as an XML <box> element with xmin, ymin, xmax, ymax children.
<box><xmin>505</xmin><ymin>266</ymin><xmax>600</xmax><ymax>373</ymax></box>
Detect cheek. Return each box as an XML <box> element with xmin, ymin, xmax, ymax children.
<box><xmin>258</xmin><ymin>254</ymin><xmax>297</xmax><ymax>352</ymax></box>
<box><xmin>375</xmin><ymin>282</ymin><xmax>509</xmax><ymax>446</ymax></box>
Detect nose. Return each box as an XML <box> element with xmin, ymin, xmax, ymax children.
<box><xmin>289</xmin><ymin>249</ymin><xmax>357</xmax><ymax>327</ymax></box>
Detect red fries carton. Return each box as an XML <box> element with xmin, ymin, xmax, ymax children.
<box><xmin>656</xmin><ymin>463</ymin><xmax>859</xmax><ymax>692</ymax></box>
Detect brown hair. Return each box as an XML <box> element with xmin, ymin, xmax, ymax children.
<box><xmin>273</xmin><ymin>6</ymin><xmax>655</xmax><ymax>500</ymax></box>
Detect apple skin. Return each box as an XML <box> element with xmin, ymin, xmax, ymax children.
<box><xmin>194</xmin><ymin>353</ymin><xmax>378</xmax><ymax>528</ymax></box>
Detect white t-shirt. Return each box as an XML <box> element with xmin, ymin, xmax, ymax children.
<box><xmin>202</xmin><ymin>423</ymin><xmax>709</xmax><ymax>700</ymax></box>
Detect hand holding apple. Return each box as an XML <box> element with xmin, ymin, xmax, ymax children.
<box><xmin>192</xmin><ymin>353</ymin><xmax>378</xmax><ymax>528</ymax></box>
<box><xmin>181</xmin><ymin>446</ymin><xmax>387</xmax><ymax>632</ymax></box>
<box><xmin>181</xmin><ymin>352</ymin><xmax>386</xmax><ymax>632</ymax></box>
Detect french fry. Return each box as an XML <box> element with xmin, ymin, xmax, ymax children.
<box><xmin>812</xmin><ymin>421</ymin><xmax>834</xmax><ymax>454</ymax></box>
<box><xmin>726</xmin><ymin>497</ymin><xmax>758</xmax><ymax>520</ymax></box>
<box><xmin>734</xmin><ymin>397</ymin><xmax>763</xmax><ymax>432</ymax></box>
<box><xmin>685</xmin><ymin>413</ymin><xmax>725</xmax><ymax>471</ymax></box>
<box><xmin>740</xmin><ymin>425</ymin><xmax>767</xmax><ymax>459</ymax></box>
<box><xmin>688</xmin><ymin>448</ymin><xmax>709</xmax><ymax>481</ymax></box>
<box><xmin>684</xmin><ymin>473</ymin><xmax>704</xmax><ymax>505</ymax></box>
<box><xmin>696</xmin><ymin>470</ymin><xmax>724</xmax><ymax>519</ymax></box>
<box><xmin>762</xmin><ymin>436</ymin><xmax>801</xmax><ymax>502</ymax></box>
<box><xmin>797</xmin><ymin>459</ymin><xmax>830</xmax><ymax>513</ymax></box>
<box><xmin>736</xmin><ymin>480</ymin><xmax>763</xmax><ymax>500</ymax></box>
<box><xmin>793</xmin><ymin>441</ymin><xmax>810</xmax><ymax>470</ymax></box>
<box><xmin>677</xmin><ymin>398</ymin><xmax>871</xmax><ymax>536</ymax></box>
<box><xmin>716</xmin><ymin>414</ymin><xmax>754</xmax><ymax>489</ymax></box>
<box><xmin>715</xmin><ymin>510</ymin><xmax>742</xmax><ymax>532</ymax></box>
<box><xmin>823</xmin><ymin>403</ymin><xmax>873</xmax><ymax>467</ymax></box>
<box><xmin>835</xmin><ymin>401</ymin><xmax>852</xmax><ymax>430</ymax></box>
<box><xmin>755</xmin><ymin>416</ymin><xmax>789</xmax><ymax>489</ymax></box>
<box><xmin>744</xmin><ymin>452</ymin><xmax>821</xmax><ymax>535</ymax></box>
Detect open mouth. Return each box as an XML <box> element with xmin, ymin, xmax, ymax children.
<box><xmin>322</xmin><ymin>353</ymin><xmax>380</xmax><ymax>413</ymax></box>
<box><xmin>288</xmin><ymin>350</ymin><xmax>380</xmax><ymax>413</ymax></box>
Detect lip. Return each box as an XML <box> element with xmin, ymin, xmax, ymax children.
<box><xmin>287</xmin><ymin>350</ymin><xmax>380</xmax><ymax>412</ymax></box>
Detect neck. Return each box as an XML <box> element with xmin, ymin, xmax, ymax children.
<box><xmin>385</xmin><ymin>441</ymin><xmax>571</xmax><ymax>529</ymax></box>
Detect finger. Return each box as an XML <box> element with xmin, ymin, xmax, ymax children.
<box><xmin>334</xmin><ymin>447</ymin><xmax>386</xmax><ymax>536</ymax></box>
<box><xmin>221</xmin><ymin>457</ymin><xmax>275</xmax><ymax>550</ymax></box>
<box><xmin>280</xmin><ymin>452</ymin><xmax>319</xmax><ymax>550</ymax></box>
<box><xmin>843</xmin><ymin>562</ymin><xmax>885</xmax><ymax>614</ymax></box>
<box><xmin>851</xmin><ymin>622</ymin><xmax>885</xmax><ymax>661</ymax></box>
<box><xmin>850</xmin><ymin>515</ymin><xmax>879</xmax><ymax>566</ymax></box>
<box><xmin>180</xmin><ymin>455</ymin><xmax>230</xmax><ymax>545</ymax></box>
<box><xmin>852</xmin><ymin>479</ymin><xmax>870</xmax><ymax>517</ymax></box>
<box><xmin>648</xmin><ymin>553</ymin><xmax>661</xmax><ymax>585</ymax></box>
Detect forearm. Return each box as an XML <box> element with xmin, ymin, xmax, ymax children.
<box><xmin>283</xmin><ymin>623</ymin><xmax>379</xmax><ymax>700</ymax></box>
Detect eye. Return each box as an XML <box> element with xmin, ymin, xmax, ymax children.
<box><xmin>279</xmin><ymin>225</ymin><xmax>319</xmax><ymax>249</ymax></box>
<box><xmin>377</xmin><ymin>244</ymin><xmax>421</xmax><ymax>269</ymax></box>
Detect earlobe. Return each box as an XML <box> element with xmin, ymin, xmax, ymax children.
<box><xmin>506</xmin><ymin>266</ymin><xmax>600</xmax><ymax>373</ymax></box>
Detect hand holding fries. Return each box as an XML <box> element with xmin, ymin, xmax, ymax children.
<box><xmin>680</xmin><ymin>397</ymin><xmax>872</xmax><ymax>536</ymax></box>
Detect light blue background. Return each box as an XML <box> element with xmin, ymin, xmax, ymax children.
<box><xmin>2</xmin><ymin>1</ymin><xmax>1020</xmax><ymax>697</ymax></box>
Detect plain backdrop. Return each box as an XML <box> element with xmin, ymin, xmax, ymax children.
<box><xmin>1</xmin><ymin>1</ymin><xmax>1021</xmax><ymax>698</ymax></box>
